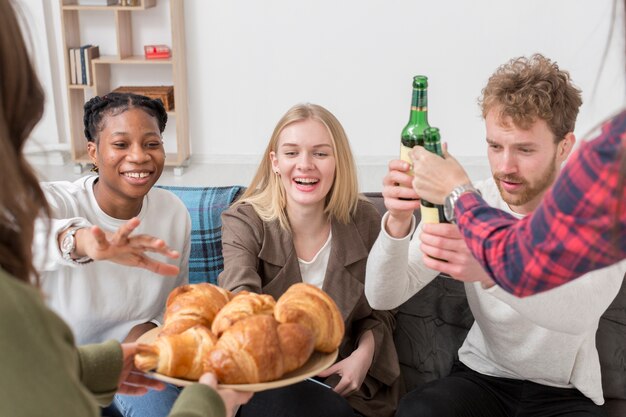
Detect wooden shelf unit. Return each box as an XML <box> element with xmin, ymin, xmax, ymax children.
<box><xmin>59</xmin><ymin>0</ymin><xmax>189</xmax><ymax>168</ymax></box>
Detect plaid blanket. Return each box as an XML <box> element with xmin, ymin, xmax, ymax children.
<box><xmin>158</xmin><ymin>185</ymin><xmax>243</xmax><ymax>284</ymax></box>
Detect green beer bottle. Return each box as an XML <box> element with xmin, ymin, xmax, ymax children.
<box><xmin>400</xmin><ymin>75</ymin><xmax>430</xmax><ymax>174</ymax></box>
<box><xmin>420</xmin><ymin>126</ymin><xmax>448</xmax><ymax>224</ymax></box>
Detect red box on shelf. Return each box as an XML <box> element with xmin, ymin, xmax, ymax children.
<box><xmin>144</xmin><ymin>44</ymin><xmax>171</xmax><ymax>59</ymax></box>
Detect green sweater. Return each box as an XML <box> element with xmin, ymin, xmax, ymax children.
<box><xmin>0</xmin><ymin>268</ymin><xmax>226</xmax><ymax>417</ymax></box>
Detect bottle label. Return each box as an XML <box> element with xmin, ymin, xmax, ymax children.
<box><xmin>410</xmin><ymin>106</ymin><xmax>428</xmax><ymax>112</ymax></box>
<box><xmin>399</xmin><ymin>144</ymin><xmax>414</xmax><ymax>175</ymax></box>
<box><xmin>420</xmin><ymin>204</ymin><xmax>441</xmax><ymax>224</ymax></box>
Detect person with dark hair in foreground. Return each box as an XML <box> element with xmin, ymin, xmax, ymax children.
<box><xmin>0</xmin><ymin>0</ymin><xmax>251</xmax><ymax>415</ymax></box>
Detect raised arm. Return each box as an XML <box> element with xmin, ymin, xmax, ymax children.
<box><xmin>217</xmin><ymin>204</ymin><xmax>266</xmax><ymax>293</ymax></box>
<box><xmin>409</xmin><ymin>112</ymin><xmax>626</xmax><ymax>296</ymax></box>
<box><xmin>365</xmin><ymin>159</ymin><xmax>439</xmax><ymax>310</ymax></box>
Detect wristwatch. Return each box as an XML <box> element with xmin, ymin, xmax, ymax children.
<box><xmin>443</xmin><ymin>183</ymin><xmax>481</xmax><ymax>224</ymax></box>
<box><xmin>61</xmin><ymin>227</ymin><xmax>93</xmax><ymax>264</ymax></box>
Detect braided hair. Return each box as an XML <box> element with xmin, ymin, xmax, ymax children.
<box><xmin>83</xmin><ymin>92</ymin><xmax>168</xmax><ymax>142</ymax></box>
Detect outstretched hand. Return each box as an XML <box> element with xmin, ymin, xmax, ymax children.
<box><xmin>76</xmin><ymin>217</ymin><xmax>180</xmax><ymax>276</ymax></box>
<box><xmin>119</xmin><ymin>343</ymin><xmax>165</xmax><ymax>396</ymax></box>
<box><xmin>199</xmin><ymin>373</ymin><xmax>253</xmax><ymax>417</ymax></box>
<box><xmin>410</xmin><ymin>145</ymin><xmax>471</xmax><ymax>204</ymax></box>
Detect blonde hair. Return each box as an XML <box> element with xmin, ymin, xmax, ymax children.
<box><xmin>236</xmin><ymin>103</ymin><xmax>359</xmax><ymax>230</ymax></box>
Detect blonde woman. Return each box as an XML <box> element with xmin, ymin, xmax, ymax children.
<box><xmin>218</xmin><ymin>103</ymin><xmax>401</xmax><ymax>417</ymax></box>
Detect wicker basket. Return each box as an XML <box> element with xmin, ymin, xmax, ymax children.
<box><xmin>112</xmin><ymin>86</ymin><xmax>175</xmax><ymax>111</ymax></box>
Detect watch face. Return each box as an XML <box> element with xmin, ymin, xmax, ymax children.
<box><xmin>444</xmin><ymin>196</ymin><xmax>455</xmax><ymax>222</ymax></box>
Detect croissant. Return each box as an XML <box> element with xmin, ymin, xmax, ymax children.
<box><xmin>161</xmin><ymin>283</ymin><xmax>232</xmax><ymax>335</ymax></box>
<box><xmin>204</xmin><ymin>315</ymin><xmax>314</xmax><ymax>384</ymax></box>
<box><xmin>274</xmin><ymin>283</ymin><xmax>344</xmax><ymax>353</ymax></box>
<box><xmin>211</xmin><ymin>291</ymin><xmax>276</xmax><ymax>336</ymax></box>
<box><xmin>135</xmin><ymin>325</ymin><xmax>218</xmax><ymax>380</ymax></box>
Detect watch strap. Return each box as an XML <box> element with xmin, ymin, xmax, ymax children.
<box><xmin>444</xmin><ymin>183</ymin><xmax>481</xmax><ymax>224</ymax></box>
<box><xmin>61</xmin><ymin>227</ymin><xmax>93</xmax><ymax>264</ymax></box>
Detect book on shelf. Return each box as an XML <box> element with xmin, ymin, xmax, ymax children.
<box><xmin>68</xmin><ymin>48</ymin><xmax>77</xmax><ymax>84</ymax></box>
<box><xmin>77</xmin><ymin>0</ymin><xmax>119</xmax><ymax>5</ymax></box>
<box><xmin>74</xmin><ymin>48</ymin><xmax>83</xmax><ymax>85</ymax></box>
<box><xmin>68</xmin><ymin>44</ymin><xmax>100</xmax><ymax>85</ymax></box>
<box><xmin>83</xmin><ymin>45</ymin><xmax>100</xmax><ymax>85</ymax></box>
<box><xmin>78</xmin><ymin>44</ymin><xmax>91</xmax><ymax>85</ymax></box>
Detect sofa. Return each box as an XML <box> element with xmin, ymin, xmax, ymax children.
<box><xmin>160</xmin><ymin>185</ymin><xmax>626</xmax><ymax>416</ymax></box>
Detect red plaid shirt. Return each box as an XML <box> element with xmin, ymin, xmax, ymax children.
<box><xmin>456</xmin><ymin>111</ymin><xmax>626</xmax><ymax>297</ymax></box>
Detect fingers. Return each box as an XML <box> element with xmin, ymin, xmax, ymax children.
<box><xmin>89</xmin><ymin>225</ymin><xmax>108</xmax><ymax>247</ymax></box>
<box><xmin>420</xmin><ymin>228</ymin><xmax>466</xmax><ymax>252</ymax></box>
<box><xmin>388</xmin><ymin>159</ymin><xmax>411</xmax><ymax>173</ymax></box>
<box><xmin>124</xmin><ymin>371</ymin><xmax>166</xmax><ymax>391</ymax></box>
<box><xmin>421</xmin><ymin>223</ymin><xmax>462</xmax><ymax>239</ymax></box>
<box><xmin>199</xmin><ymin>372</ymin><xmax>253</xmax><ymax>417</ymax></box>
<box><xmin>137</xmin><ymin>256</ymin><xmax>181</xmax><ymax>276</ymax></box>
<box><xmin>384</xmin><ymin>185</ymin><xmax>419</xmax><ymax>203</ymax></box>
<box><xmin>199</xmin><ymin>372</ymin><xmax>218</xmax><ymax>388</ymax></box>
<box><xmin>221</xmin><ymin>390</ymin><xmax>253</xmax><ymax>417</ymax></box>
<box><xmin>111</xmin><ymin>217</ymin><xmax>141</xmax><ymax>244</ymax></box>
<box><xmin>316</xmin><ymin>363</ymin><xmax>338</xmax><ymax>378</ymax></box>
<box><xmin>117</xmin><ymin>384</ymin><xmax>148</xmax><ymax>396</ymax></box>
<box><xmin>383</xmin><ymin>167</ymin><xmax>413</xmax><ymax>188</ymax></box>
<box><xmin>332</xmin><ymin>375</ymin><xmax>357</xmax><ymax>397</ymax></box>
<box><xmin>408</xmin><ymin>145</ymin><xmax>430</xmax><ymax>163</ymax></box>
<box><xmin>422</xmin><ymin>252</ymin><xmax>456</xmax><ymax>276</ymax></box>
<box><xmin>383</xmin><ymin>170</ymin><xmax>420</xmax><ymax>209</ymax></box>
<box><xmin>126</xmin><ymin>235</ymin><xmax>181</xmax><ymax>259</ymax></box>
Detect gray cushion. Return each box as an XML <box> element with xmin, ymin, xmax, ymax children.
<box><xmin>597</xmin><ymin>273</ymin><xmax>626</xmax><ymax>400</ymax></box>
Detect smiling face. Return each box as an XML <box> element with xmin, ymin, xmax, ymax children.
<box><xmin>485</xmin><ymin>109</ymin><xmax>574</xmax><ymax>215</ymax></box>
<box><xmin>270</xmin><ymin>118</ymin><xmax>336</xmax><ymax>214</ymax></box>
<box><xmin>87</xmin><ymin>107</ymin><xmax>165</xmax><ymax>218</ymax></box>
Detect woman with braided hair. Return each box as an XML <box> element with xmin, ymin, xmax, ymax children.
<box><xmin>33</xmin><ymin>92</ymin><xmax>192</xmax><ymax>417</ymax></box>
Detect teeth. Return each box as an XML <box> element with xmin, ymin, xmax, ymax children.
<box><xmin>294</xmin><ymin>178</ymin><xmax>318</xmax><ymax>184</ymax></box>
<box><xmin>124</xmin><ymin>172</ymin><xmax>150</xmax><ymax>179</ymax></box>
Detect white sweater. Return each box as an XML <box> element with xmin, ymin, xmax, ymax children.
<box><xmin>365</xmin><ymin>177</ymin><xmax>625</xmax><ymax>405</ymax></box>
<box><xmin>34</xmin><ymin>176</ymin><xmax>191</xmax><ymax>345</ymax></box>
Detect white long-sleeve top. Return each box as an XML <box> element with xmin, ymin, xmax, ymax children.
<box><xmin>365</xmin><ymin>177</ymin><xmax>625</xmax><ymax>405</ymax></box>
<box><xmin>34</xmin><ymin>175</ymin><xmax>191</xmax><ymax>345</ymax></box>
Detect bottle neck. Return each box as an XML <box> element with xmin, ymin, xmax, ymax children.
<box><xmin>424</xmin><ymin>139</ymin><xmax>442</xmax><ymax>156</ymax></box>
<box><xmin>408</xmin><ymin>87</ymin><xmax>428</xmax><ymax>125</ymax></box>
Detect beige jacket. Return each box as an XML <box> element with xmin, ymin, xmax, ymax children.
<box><xmin>218</xmin><ymin>199</ymin><xmax>401</xmax><ymax>417</ymax></box>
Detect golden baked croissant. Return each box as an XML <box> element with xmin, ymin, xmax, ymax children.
<box><xmin>211</xmin><ymin>291</ymin><xmax>276</xmax><ymax>336</ymax></box>
<box><xmin>274</xmin><ymin>283</ymin><xmax>344</xmax><ymax>353</ymax></box>
<box><xmin>135</xmin><ymin>325</ymin><xmax>218</xmax><ymax>380</ymax></box>
<box><xmin>204</xmin><ymin>315</ymin><xmax>314</xmax><ymax>384</ymax></box>
<box><xmin>161</xmin><ymin>283</ymin><xmax>232</xmax><ymax>335</ymax></box>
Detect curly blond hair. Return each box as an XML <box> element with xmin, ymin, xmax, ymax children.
<box><xmin>479</xmin><ymin>54</ymin><xmax>582</xmax><ymax>142</ymax></box>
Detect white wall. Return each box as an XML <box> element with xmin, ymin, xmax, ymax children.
<box><xmin>33</xmin><ymin>0</ymin><xmax>626</xmax><ymax>183</ymax></box>
<box><xmin>19</xmin><ymin>0</ymin><xmax>66</xmax><ymax>160</ymax></box>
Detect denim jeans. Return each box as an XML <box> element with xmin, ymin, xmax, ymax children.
<box><xmin>102</xmin><ymin>383</ymin><xmax>181</xmax><ymax>417</ymax></box>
